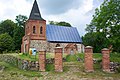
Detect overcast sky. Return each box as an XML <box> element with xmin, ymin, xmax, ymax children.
<box><xmin>0</xmin><ymin>0</ymin><xmax>104</xmax><ymax>36</ymax></box>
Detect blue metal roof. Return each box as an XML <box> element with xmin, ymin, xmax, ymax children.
<box><xmin>46</xmin><ymin>25</ymin><xmax>82</xmax><ymax>43</ymax></box>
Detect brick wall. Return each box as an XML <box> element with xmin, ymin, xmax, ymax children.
<box><xmin>55</xmin><ymin>47</ymin><xmax>63</xmax><ymax>72</ymax></box>
<box><xmin>39</xmin><ymin>51</ymin><xmax>46</xmax><ymax>71</ymax></box>
<box><xmin>102</xmin><ymin>48</ymin><xmax>110</xmax><ymax>72</ymax></box>
<box><xmin>84</xmin><ymin>46</ymin><xmax>94</xmax><ymax>72</ymax></box>
<box><xmin>25</xmin><ymin>20</ymin><xmax>46</xmax><ymax>40</ymax></box>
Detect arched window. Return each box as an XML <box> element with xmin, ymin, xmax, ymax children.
<box><xmin>33</xmin><ymin>26</ymin><xmax>36</xmax><ymax>34</ymax></box>
<box><xmin>40</xmin><ymin>26</ymin><xmax>43</xmax><ymax>34</ymax></box>
<box><xmin>56</xmin><ymin>44</ymin><xmax>60</xmax><ymax>47</ymax></box>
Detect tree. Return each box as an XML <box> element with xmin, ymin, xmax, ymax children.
<box><xmin>83</xmin><ymin>32</ymin><xmax>109</xmax><ymax>52</ymax></box>
<box><xmin>0</xmin><ymin>15</ymin><xmax>28</xmax><ymax>52</ymax></box>
<box><xmin>49</xmin><ymin>21</ymin><xmax>72</xmax><ymax>27</ymax></box>
<box><xmin>15</xmin><ymin>14</ymin><xmax>28</xmax><ymax>28</ymax></box>
<box><xmin>0</xmin><ymin>33</ymin><xmax>14</xmax><ymax>53</ymax></box>
<box><xmin>0</xmin><ymin>19</ymin><xmax>16</xmax><ymax>37</ymax></box>
<box><xmin>13</xmin><ymin>27</ymin><xmax>24</xmax><ymax>50</ymax></box>
<box><xmin>84</xmin><ymin>0</ymin><xmax>120</xmax><ymax>52</ymax></box>
<box><xmin>14</xmin><ymin>15</ymin><xmax>28</xmax><ymax>50</ymax></box>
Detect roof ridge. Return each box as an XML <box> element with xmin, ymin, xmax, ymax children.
<box><xmin>47</xmin><ymin>24</ymin><xmax>76</xmax><ymax>28</ymax></box>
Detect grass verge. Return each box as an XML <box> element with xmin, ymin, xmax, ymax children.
<box><xmin>0</xmin><ymin>61</ymin><xmax>42</xmax><ymax>77</ymax></box>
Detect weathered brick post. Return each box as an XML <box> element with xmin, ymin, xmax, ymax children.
<box><xmin>55</xmin><ymin>47</ymin><xmax>63</xmax><ymax>72</ymax></box>
<box><xmin>102</xmin><ymin>48</ymin><xmax>110</xmax><ymax>72</ymax></box>
<box><xmin>39</xmin><ymin>51</ymin><xmax>46</xmax><ymax>71</ymax></box>
<box><xmin>84</xmin><ymin>46</ymin><xmax>94</xmax><ymax>72</ymax></box>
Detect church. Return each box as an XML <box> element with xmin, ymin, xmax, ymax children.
<box><xmin>21</xmin><ymin>0</ymin><xmax>83</xmax><ymax>54</ymax></box>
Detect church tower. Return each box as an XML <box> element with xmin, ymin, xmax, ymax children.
<box><xmin>21</xmin><ymin>0</ymin><xmax>47</xmax><ymax>53</ymax></box>
<box><xmin>26</xmin><ymin>0</ymin><xmax>46</xmax><ymax>40</ymax></box>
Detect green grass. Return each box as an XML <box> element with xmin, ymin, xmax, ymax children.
<box><xmin>1</xmin><ymin>53</ymin><xmax>120</xmax><ymax>79</ymax></box>
<box><xmin>18</xmin><ymin>53</ymin><xmax>38</xmax><ymax>61</ymax></box>
<box><xmin>46</xmin><ymin>63</ymin><xmax>54</xmax><ymax>71</ymax></box>
<box><xmin>66</xmin><ymin>54</ymin><xmax>78</xmax><ymax>62</ymax></box>
<box><xmin>46</xmin><ymin>53</ymin><xmax>54</xmax><ymax>59</ymax></box>
<box><xmin>110</xmin><ymin>52</ymin><xmax>120</xmax><ymax>62</ymax></box>
<box><xmin>93</xmin><ymin>53</ymin><xmax>102</xmax><ymax>60</ymax></box>
<box><xmin>0</xmin><ymin>61</ymin><xmax>42</xmax><ymax>77</ymax></box>
<box><xmin>66</xmin><ymin>53</ymin><xmax>85</xmax><ymax>62</ymax></box>
<box><xmin>2</xmin><ymin>52</ymin><xmax>120</xmax><ymax>62</ymax></box>
<box><xmin>66</xmin><ymin>53</ymin><xmax>120</xmax><ymax>62</ymax></box>
<box><xmin>17</xmin><ymin>53</ymin><xmax>67</xmax><ymax>61</ymax></box>
<box><xmin>66</xmin><ymin>53</ymin><xmax>102</xmax><ymax>62</ymax></box>
<box><xmin>18</xmin><ymin>53</ymin><xmax>53</xmax><ymax>61</ymax></box>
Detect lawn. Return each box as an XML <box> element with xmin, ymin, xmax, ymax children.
<box><xmin>65</xmin><ymin>53</ymin><xmax>102</xmax><ymax>62</ymax></box>
<box><xmin>65</xmin><ymin>53</ymin><xmax>120</xmax><ymax>62</ymax></box>
<box><xmin>0</xmin><ymin>61</ymin><xmax>42</xmax><ymax>80</ymax></box>
<box><xmin>1</xmin><ymin>60</ymin><xmax>120</xmax><ymax>80</ymax></box>
<box><xmin>110</xmin><ymin>52</ymin><xmax>120</xmax><ymax>62</ymax></box>
<box><xmin>17</xmin><ymin>52</ymin><xmax>67</xmax><ymax>61</ymax></box>
<box><xmin>0</xmin><ymin>52</ymin><xmax>120</xmax><ymax>80</ymax></box>
<box><xmin>14</xmin><ymin>52</ymin><xmax>120</xmax><ymax>62</ymax></box>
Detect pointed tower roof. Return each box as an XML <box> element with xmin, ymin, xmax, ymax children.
<box><xmin>29</xmin><ymin>0</ymin><xmax>44</xmax><ymax>20</ymax></box>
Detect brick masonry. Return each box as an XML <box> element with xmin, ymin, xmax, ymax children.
<box><xmin>84</xmin><ymin>46</ymin><xmax>94</xmax><ymax>72</ymax></box>
<box><xmin>25</xmin><ymin>20</ymin><xmax>46</xmax><ymax>40</ymax></box>
<box><xmin>39</xmin><ymin>51</ymin><xmax>46</xmax><ymax>71</ymax></box>
<box><xmin>55</xmin><ymin>47</ymin><xmax>63</xmax><ymax>72</ymax></box>
<box><xmin>102</xmin><ymin>48</ymin><xmax>110</xmax><ymax>72</ymax></box>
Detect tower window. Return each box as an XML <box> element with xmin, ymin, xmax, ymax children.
<box><xmin>33</xmin><ymin>26</ymin><xmax>36</xmax><ymax>34</ymax></box>
<box><xmin>40</xmin><ymin>26</ymin><xmax>43</xmax><ymax>34</ymax></box>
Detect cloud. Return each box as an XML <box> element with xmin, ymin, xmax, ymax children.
<box><xmin>38</xmin><ymin>0</ymin><xmax>83</xmax><ymax>15</ymax></box>
<box><xmin>85</xmin><ymin>0</ymin><xmax>104</xmax><ymax>16</ymax></box>
<box><xmin>43</xmin><ymin>0</ymin><xmax>94</xmax><ymax>36</ymax></box>
<box><xmin>0</xmin><ymin>0</ymin><xmax>31</xmax><ymax>21</ymax></box>
<box><xmin>93</xmin><ymin>0</ymin><xmax>104</xmax><ymax>8</ymax></box>
<box><xmin>0</xmin><ymin>0</ymin><xmax>104</xmax><ymax>36</ymax></box>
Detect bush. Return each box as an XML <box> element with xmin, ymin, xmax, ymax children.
<box><xmin>0</xmin><ymin>33</ymin><xmax>15</xmax><ymax>52</ymax></box>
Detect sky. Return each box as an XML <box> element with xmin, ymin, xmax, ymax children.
<box><xmin>0</xmin><ymin>0</ymin><xmax>104</xmax><ymax>36</ymax></box>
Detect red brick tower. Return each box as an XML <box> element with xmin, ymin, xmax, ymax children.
<box><xmin>21</xmin><ymin>0</ymin><xmax>46</xmax><ymax>53</ymax></box>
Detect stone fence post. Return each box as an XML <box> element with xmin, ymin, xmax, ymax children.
<box><xmin>102</xmin><ymin>48</ymin><xmax>110</xmax><ymax>72</ymax></box>
<box><xmin>84</xmin><ymin>46</ymin><xmax>94</xmax><ymax>72</ymax></box>
<box><xmin>39</xmin><ymin>51</ymin><xmax>46</xmax><ymax>71</ymax></box>
<box><xmin>55</xmin><ymin>47</ymin><xmax>63</xmax><ymax>72</ymax></box>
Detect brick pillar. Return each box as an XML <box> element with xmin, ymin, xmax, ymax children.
<box><xmin>102</xmin><ymin>48</ymin><xmax>110</xmax><ymax>72</ymax></box>
<box><xmin>85</xmin><ymin>46</ymin><xmax>94</xmax><ymax>72</ymax></box>
<box><xmin>55</xmin><ymin>47</ymin><xmax>63</xmax><ymax>72</ymax></box>
<box><xmin>39</xmin><ymin>51</ymin><xmax>46</xmax><ymax>71</ymax></box>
